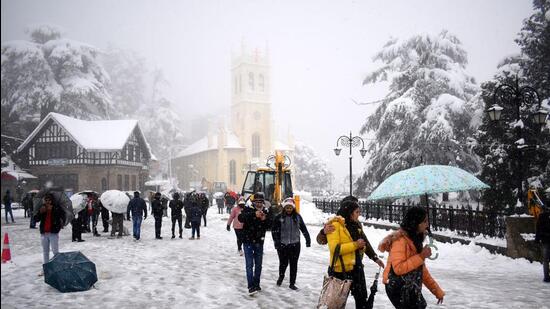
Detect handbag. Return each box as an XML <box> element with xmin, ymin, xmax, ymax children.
<box><xmin>316</xmin><ymin>244</ymin><xmax>353</xmax><ymax>309</ymax></box>
<box><xmin>386</xmin><ymin>265</ymin><xmax>427</xmax><ymax>309</ymax></box>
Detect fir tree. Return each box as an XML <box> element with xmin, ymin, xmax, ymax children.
<box><xmin>294</xmin><ymin>142</ymin><xmax>334</xmax><ymax>192</ymax></box>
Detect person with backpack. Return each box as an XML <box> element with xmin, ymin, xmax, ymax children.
<box><xmin>378</xmin><ymin>206</ymin><xmax>444</xmax><ymax>308</ymax></box>
<box><xmin>151</xmin><ymin>192</ymin><xmax>164</xmax><ymax>239</ymax></box>
<box><xmin>271</xmin><ymin>197</ymin><xmax>311</xmax><ymax>290</ymax></box>
<box><xmin>169</xmin><ymin>192</ymin><xmax>184</xmax><ymax>239</ymax></box>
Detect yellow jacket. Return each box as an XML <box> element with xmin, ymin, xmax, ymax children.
<box><xmin>326</xmin><ymin>216</ymin><xmax>361</xmax><ymax>273</ymax></box>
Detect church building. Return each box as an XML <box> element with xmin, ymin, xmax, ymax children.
<box><xmin>172</xmin><ymin>46</ymin><xmax>293</xmax><ymax>191</ymax></box>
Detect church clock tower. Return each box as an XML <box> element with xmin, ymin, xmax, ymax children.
<box><xmin>230</xmin><ymin>44</ymin><xmax>272</xmax><ymax>165</ymax></box>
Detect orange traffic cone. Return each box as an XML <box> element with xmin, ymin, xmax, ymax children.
<box><xmin>2</xmin><ymin>233</ymin><xmax>12</xmax><ymax>263</ymax></box>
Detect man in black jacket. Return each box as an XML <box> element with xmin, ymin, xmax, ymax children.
<box><xmin>238</xmin><ymin>192</ymin><xmax>272</xmax><ymax>295</ymax></box>
<box><xmin>536</xmin><ymin>204</ymin><xmax>550</xmax><ymax>282</ymax></box>
<box><xmin>35</xmin><ymin>193</ymin><xmax>66</xmax><ymax>265</ymax></box>
<box><xmin>151</xmin><ymin>192</ymin><xmax>163</xmax><ymax>239</ymax></box>
<box><xmin>169</xmin><ymin>192</ymin><xmax>184</xmax><ymax>239</ymax></box>
<box><xmin>271</xmin><ymin>198</ymin><xmax>311</xmax><ymax>290</ymax></box>
<box><xmin>127</xmin><ymin>191</ymin><xmax>147</xmax><ymax>240</ymax></box>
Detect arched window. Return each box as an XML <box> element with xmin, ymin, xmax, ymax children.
<box><xmin>259</xmin><ymin>74</ymin><xmax>265</xmax><ymax>92</ymax></box>
<box><xmin>252</xmin><ymin>133</ymin><xmax>260</xmax><ymax>158</ymax></box>
<box><xmin>229</xmin><ymin>160</ymin><xmax>236</xmax><ymax>185</ymax></box>
<box><xmin>101</xmin><ymin>178</ymin><xmax>108</xmax><ymax>192</ymax></box>
<box><xmin>248</xmin><ymin>72</ymin><xmax>254</xmax><ymax>91</ymax></box>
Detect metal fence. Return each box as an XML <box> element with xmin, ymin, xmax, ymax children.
<box><xmin>312</xmin><ymin>199</ymin><xmax>507</xmax><ymax>238</ymax></box>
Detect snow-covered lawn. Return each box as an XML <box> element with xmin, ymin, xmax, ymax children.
<box><xmin>1</xmin><ymin>202</ymin><xmax>548</xmax><ymax>309</ymax></box>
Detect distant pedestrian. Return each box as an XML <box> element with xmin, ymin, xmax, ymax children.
<box><xmin>91</xmin><ymin>195</ymin><xmax>101</xmax><ymax>236</ymax></box>
<box><xmin>169</xmin><ymin>192</ymin><xmax>184</xmax><ymax>239</ymax></box>
<box><xmin>71</xmin><ymin>209</ymin><xmax>85</xmax><ymax>242</ymax></box>
<box><xmin>199</xmin><ymin>192</ymin><xmax>209</xmax><ymax>227</ymax></box>
<box><xmin>151</xmin><ymin>192</ymin><xmax>163</xmax><ymax>239</ymax></box>
<box><xmin>3</xmin><ymin>190</ymin><xmax>15</xmax><ymax>223</ymax></box>
<box><xmin>100</xmin><ymin>201</ymin><xmax>110</xmax><ymax>233</ymax></box>
<box><xmin>379</xmin><ymin>206</ymin><xmax>444</xmax><ymax>308</ymax></box>
<box><xmin>161</xmin><ymin>196</ymin><xmax>169</xmax><ymax>217</ymax></box>
<box><xmin>127</xmin><ymin>191</ymin><xmax>147</xmax><ymax>240</ymax></box>
<box><xmin>216</xmin><ymin>195</ymin><xmax>224</xmax><ymax>214</ymax></box>
<box><xmin>227</xmin><ymin>197</ymin><xmax>246</xmax><ymax>255</ymax></box>
<box><xmin>535</xmin><ymin>205</ymin><xmax>550</xmax><ymax>283</ymax></box>
<box><xmin>224</xmin><ymin>191</ymin><xmax>236</xmax><ymax>214</ymax></box>
<box><xmin>188</xmin><ymin>193</ymin><xmax>202</xmax><ymax>240</ymax></box>
<box><xmin>35</xmin><ymin>193</ymin><xmax>66</xmax><ymax>266</ymax></box>
<box><xmin>238</xmin><ymin>192</ymin><xmax>273</xmax><ymax>295</ymax></box>
<box><xmin>271</xmin><ymin>198</ymin><xmax>311</xmax><ymax>290</ymax></box>
<box><xmin>183</xmin><ymin>192</ymin><xmax>193</xmax><ymax>229</ymax></box>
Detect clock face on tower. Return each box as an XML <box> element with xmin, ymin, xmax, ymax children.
<box><xmin>253</xmin><ymin>111</ymin><xmax>261</xmax><ymax>120</ymax></box>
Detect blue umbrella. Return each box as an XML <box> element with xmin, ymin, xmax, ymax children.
<box><xmin>367</xmin><ymin>165</ymin><xmax>489</xmax><ymax>201</ymax></box>
<box><xmin>44</xmin><ymin>251</ymin><xmax>98</xmax><ymax>293</ymax></box>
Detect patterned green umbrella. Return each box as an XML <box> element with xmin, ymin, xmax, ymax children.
<box><xmin>367</xmin><ymin>165</ymin><xmax>489</xmax><ymax>201</ymax></box>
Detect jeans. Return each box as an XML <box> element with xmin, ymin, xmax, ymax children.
<box><xmin>243</xmin><ymin>243</ymin><xmax>264</xmax><ymax>289</ymax></box>
<box><xmin>191</xmin><ymin>221</ymin><xmax>200</xmax><ymax>238</ymax></box>
<box><xmin>171</xmin><ymin>216</ymin><xmax>182</xmax><ymax>236</ymax></box>
<box><xmin>277</xmin><ymin>243</ymin><xmax>301</xmax><ymax>285</ymax></box>
<box><xmin>41</xmin><ymin>233</ymin><xmax>59</xmax><ymax>264</ymax></box>
<box><xmin>132</xmin><ymin>216</ymin><xmax>143</xmax><ymax>239</ymax></box>
<box><xmin>5</xmin><ymin>208</ymin><xmax>14</xmax><ymax>223</ymax></box>
<box><xmin>542</xmin><ymin>243</ymin><xmax>550</xmax><ymax>280</ymax></box>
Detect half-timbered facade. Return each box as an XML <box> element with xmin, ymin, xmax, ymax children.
<box><xmin>16</xmin><ymin>112</ymin><xmax>153</xmax><ymax>194</ymax></box>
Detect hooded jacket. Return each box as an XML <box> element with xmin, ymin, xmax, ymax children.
<box><xmin>326</xmin><ymin>216</ymin><xmax>377</xmax><ymax>273</ymax></box>
<box><xmin>378</xmin><ymin>229</ymin><xmax>445</xmax><ymax>299</ymax></box>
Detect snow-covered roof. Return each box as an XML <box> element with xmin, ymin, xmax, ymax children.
<box><xmin>273</xmin><ymin>140</ymin><xmax>292</xmax><ymax>151</ymax></box>
<box><xmin>1</xmin><ymin>169</ymin><xmax>37</xmax><ymax>179</ymax></box>
<box><xmin>17</xmin><ymin>113</ymin><xmax>152</xmax><ymax>157</ymax></box>
<box><xmin>175</xmin><ymin>132</ymin><xmax>244</xmax><ymax>158</ymax></box>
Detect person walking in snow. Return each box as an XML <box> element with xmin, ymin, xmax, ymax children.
<box><xmin>199</xmin><ymin>192</ymin><xmax>209</xmax><ymax>227</ymax></box>
<box><xmin>100</xmin><ymin>201</ymin><xmax>110</xmax><ymax>233</ymax></box>
<box><xmin>3</xmin><ymin>190</ymin><xmax>15</xmax><ymax>223</ymax></box>
<box><xmin>71</xmin><ymin>208</ymin><xmax>86</xmax><ymax>242</ymax></box>
<box><xmin>227</xmin><ymin>197</ymin><xmax>246</xmax><ymax>255</ymax></box>
<box><xmin>379</xmin><ymin>206</ymin><xmax>444</xmax><ymax>308</ymax></box>
<box><xmin>238</xmin><ymin>192</ymin><xmax>273</xmax><ymax>295</ymax></box>
<box><xmin>216</xmin><ymin>195</ymin><xmax>225</xmax><ymax>214</ymax></box>
<box><xmin>535</xmin><ymin>205</ymin><xmax>550</xmax><ymax>282</ymax></box>
<box><xmin>188</xmin><ymin>193</ymin><xmax>203</xmax><ymax>240</ymax></box>
<box><xmin>325</xmin><ymin>199</ymin><xmax>385</xmax><ymax>309</ymax></box>
<box><xmin>35</xmin><ymin>193</ymin><xmax>66</xmax><ymax>266</ymax></box>
<box><xmin>271</xmin><ymin>197</ymin><xmax>311</xmax><ymax>290</ymax></box>
<box><xmin>90</xmin><ymin>194</ymin><xmax>101</xmax><ymax>236</ymax></box>
<box><xmin>169</xmin><ymin>192</ymin><xmax>184</xmax><ymax>239</ymax></box>
<box><xmin>127</xmin><ymin>191</ymin><xmax>147</xmax><ymax>240</ymax></box>
<box><xmin>224</xmin><ymin>191</ymin><xmax>236</xmax><ymax>214</ymax></box>
<box><xmin>151</xmin><ymin>192</ymin><xmax>164</xmax><ymax>239</ymax></box>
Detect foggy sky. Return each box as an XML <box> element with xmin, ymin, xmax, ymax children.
<box><xmin>1</xmin><ymin>0</ymin><xmax>534</xmax><ymax>190</ymax></box>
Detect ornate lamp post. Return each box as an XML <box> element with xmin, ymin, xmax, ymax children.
<box><xmin>486</xmin><ymin>76</ymin><xmax>548</xmax><ymax>210</ymax></box>
<box><xmin>334</xmin><ymin>132</ymin><xmax>367</xmax><ymax>196</ymax></box>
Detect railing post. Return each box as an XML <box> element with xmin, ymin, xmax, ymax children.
<box><xmin>449</xmin><ymin>207</ymin><xmax>454</xmax><ymax>231</ymax></box>
<box><xmin>467</xmin><ymin>205</ymin><xmax>473</xmax><ymax>237</ymax></box>
<box><xmin>389</xmin><ymin>204</ymin><xmax>393</xmax><ymax>223</ymax></box>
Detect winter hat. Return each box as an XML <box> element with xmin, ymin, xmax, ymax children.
<box><xmin>253</xmin><ymin>192</ymin><xmax>265</xmax><ymax>202</ymax></box>
<box><xmin>282</xmin><ymin>198</ymin><xmax>295</xmax><ymax>208</ymax></box>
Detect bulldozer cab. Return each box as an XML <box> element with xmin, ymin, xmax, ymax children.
<box><xmin>241</xmin><ymin>169</ymin><xmax>293</xmax><ymax>204</ymax></box>
<box><xmin>241</xmin><ymin>151</ymin><xmax>294</xmax><ymax>205</ymax></box>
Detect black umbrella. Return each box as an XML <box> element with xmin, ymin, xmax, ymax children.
<box><xmin>366</xmin><ymin>267</ymin><xmax>381</xmax><ymax>309</ymax></box>
<box><xmin>43</xmin><ymin>251</ymin><xmax>98</xmax><ymax>293</ymax></box>
<box><xmin>33</xmin><ymin>186</ymin><xmax>74</xmax><ymax>225</ymax></box>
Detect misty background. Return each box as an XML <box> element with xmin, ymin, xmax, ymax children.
<box><xmin>1</xmin><ymin>0</ymin><xmax>535</xmax><ymax>190</ymax></box>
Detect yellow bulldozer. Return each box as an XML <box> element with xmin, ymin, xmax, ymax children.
<box><xmin>240</xmin><ymin>151</ymin><xmax>300</xmax><ymax>213</ymax></box>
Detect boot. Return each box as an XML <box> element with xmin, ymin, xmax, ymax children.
<box><xmin>276</xmin><ymin>276</ymin><xmax>284</xmax><ymax>286</ymax></box>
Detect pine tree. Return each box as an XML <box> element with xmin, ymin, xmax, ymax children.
<box><xmin>356</xmin><ymin>30</ymin><xmax>481</xmax><ymax>194</ymax></box>
<box><xmin>294</xmin><ymin>142</ymin><xmax>334</xmax><ymax>192</ymax></box>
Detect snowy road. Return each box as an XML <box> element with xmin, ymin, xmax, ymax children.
<box><xmin>1</xmin><ymin>203</ymin><xmax>549</xmax><ymax>308</ymax></box>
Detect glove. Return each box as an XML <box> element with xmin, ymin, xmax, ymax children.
<box><xmin>226</xmin><ymin>225</ymin><xmax>231</xmax><ymax>231</ymax></box>
<box><xmin>306</xmin><ymin>242</ymin><xmax>311</xmax><ymax>248</ymax></box>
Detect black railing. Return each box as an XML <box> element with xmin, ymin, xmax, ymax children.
<box><xmin>312</xmin><ymin>199</ymin><xmax>507</xmax><ymax>238</ymax></box>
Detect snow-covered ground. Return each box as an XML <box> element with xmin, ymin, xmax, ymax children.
<box><xmin>1</xmin><ymin>202</ymin><xmax>548</xmax><ymax>308</ymax></box>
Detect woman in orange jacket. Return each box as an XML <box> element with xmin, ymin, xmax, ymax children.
<box><xmin>378</xmin><ymin>206</ymin><xmax>444</xmax><ymax>308</ymax></box>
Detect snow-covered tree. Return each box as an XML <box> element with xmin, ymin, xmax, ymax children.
<box><xmin>356</xmin><ymin>30</ymin><xmax>482</xmax><ymax>194</ymax></box>
<box><xmin>1</xmin><ymin>24</ymin><xmax>112</xmax><ymax>121</ymax></box>
<box><xmin>294</xmin><ymin>142</ymin><xmax>334</xmax><ymax>192</ymax></box>
<box><xmin>474</xmin><ymin>1</ymin><xmax>550</xmax><ymax>212</ymax></box>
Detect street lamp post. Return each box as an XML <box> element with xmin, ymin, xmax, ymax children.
<box><xmin>486</xmin><ymin>76</ymin><xmax>548</xmax><ymax>210</ymax></box>
<box><xmin>334</xmin><ymin>131</ymin><xmax>367</xmax><ymax>196</ymax></box>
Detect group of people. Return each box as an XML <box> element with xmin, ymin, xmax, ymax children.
<box><xmin>216</xmin><ymin>191</ymin><xmax>237</xmax><ymax>214</ymax></box>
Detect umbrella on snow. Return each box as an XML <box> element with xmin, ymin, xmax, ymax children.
<box><xmin>43</xmin><ymin>251</ymin><xmax>97</xmax><ymax>293</ymax></box>
<box><xmin>100</xmin><ymin>190</ymin><xmax>130</xmax><ymax>214</ymax></box>
<box><xmin>33</xmin><ymin>187</ymin><xmax>74</xmax><ymax>225</ymax></box>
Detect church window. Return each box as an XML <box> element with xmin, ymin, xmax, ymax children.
<box><xmin>229</xmin><ymin>160</ymin><xmax>236</xmax><ymax>185</ymax></box>
<box><xmin>249</xmin><ymin>72</ymin><xmax>254</xmax><ymax>91</ymax></box>
<box><xmin>259</xmin><ymin>74</ymin><xmax>265</xmax><ymax>92</ymax></box>
<box><xmin>252</xmin><ymin>133</ymin><xmax>260</xmax><ymax>158</ymax></box>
